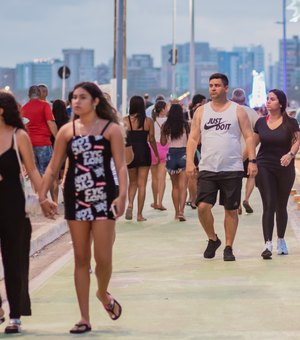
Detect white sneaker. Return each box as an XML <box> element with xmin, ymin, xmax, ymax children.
<box><xmin>277</xmin><ymin>238</ymin><xmax>288</xmax><ymax>255</ymax></box>
<box><xmin>265</xmin><ymin>240</ymin><xmax>273</xmax><ymax>251</ymax></box>
<box><xmin>261</xmin><ymin>241</ymin><xmax>273</xmax><ymax>260</ymax></box>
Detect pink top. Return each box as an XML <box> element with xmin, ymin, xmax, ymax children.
<box><xmin>167</xmin><ymin>130</ymin><xmax>187</xmax><ymax>148</ymax></box>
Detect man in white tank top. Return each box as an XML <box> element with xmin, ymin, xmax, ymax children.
<box><xmin>186</xmin><ymin>73</ymin><xmax>257</xmax><ymax>261</ymax></box>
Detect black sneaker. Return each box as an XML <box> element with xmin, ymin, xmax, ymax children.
<box><xmin>223</xmin><ymin>246</ymin><xmax>236</xmax><ymax>261</ymax></box>
<box><xmin>204</xmin><ymin>236</ymin><xmax>221</xmax><ymax>258</ymax></box>
<box><xmin>261</xmin><ymin>249</ymin><xmax>272</xmax><ymax>260</ymax></box>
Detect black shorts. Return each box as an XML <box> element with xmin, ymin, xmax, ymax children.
<box><xmin>196</xmin><ymin>170</ymin><xmax>243</xmax><ymax>210</ymax></box>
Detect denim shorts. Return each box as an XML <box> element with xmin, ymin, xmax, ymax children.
<box><xmin>166</xmin><ymin>147</ymin><xmax>186</xmax><ymax>174</ymax></box>
<box><xmin>33</xmin><ymin>145</ymin><xmax>53</xmax><ymax>175</ymax></box>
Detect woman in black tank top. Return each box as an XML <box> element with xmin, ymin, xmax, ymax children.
<box><xmin>0</xmin><ymin>92</ymin><xmax>55</xmax><ymax>333</ymax></box>
<box><xmin>123</xmin><ymin>96</ymin><xmax>159</xmax><ymax>222</ymax></box>
<box><xmin>39</xmin><ymin>82</ymin><xmax>127</xmax><ymax>334</ymax></box>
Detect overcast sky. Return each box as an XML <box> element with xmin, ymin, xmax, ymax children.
<box><xmin>1</xmin><ymin>0</ymin><xmax>300</xmax><ymax>68</ymax></box>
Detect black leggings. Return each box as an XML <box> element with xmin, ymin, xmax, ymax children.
<box><xmin>256</xmin><ymin>165</ymin><xmax>295</xmax><ymax>242</ymax></box>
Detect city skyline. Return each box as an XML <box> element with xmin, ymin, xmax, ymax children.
<box><xmin>1</xmin><ymin>0</ymin><xmax>300</xmax><ymax>68</ymax></box>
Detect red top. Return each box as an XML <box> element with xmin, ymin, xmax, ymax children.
<box><xmin>21</xmin><ymin>99</ymin><xmax>54</xmax><ymax>146</ymax></box>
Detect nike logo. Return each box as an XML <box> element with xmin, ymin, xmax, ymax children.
<box><xmin>203</xmin><ymin>118</ymin><xmax>231</xmax><ymax>131</ymax></box>
<box><xmin>204</xmin><ymin>123</ymin><xmax>219</xmax><ymax>130</ymax></box>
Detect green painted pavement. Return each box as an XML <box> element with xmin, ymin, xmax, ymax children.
<box><xmin>2</xmin><ymin>179</ymin><xmax>300</xmax><ymax>339</ymax></box>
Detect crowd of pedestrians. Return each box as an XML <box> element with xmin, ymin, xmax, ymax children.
<box><xmin>0</xmin><ymin>71</ymin><xmax>299</xmax><ymax>334</ymax></box>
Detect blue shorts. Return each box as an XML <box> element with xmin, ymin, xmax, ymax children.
<box><xmin>33</xmin><ymin>145</ymin><xmax>53</xmax><ymax>176</ymax></box>
<box><xmin>166</xmin><ymin>147</ymin><xmax>186</xmax><ymax>174</ymax></box>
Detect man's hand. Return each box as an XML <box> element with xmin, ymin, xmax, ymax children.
<box><xmin>186</xmin><ymin>160</ymin><xmax>197</xmax><ymax>178</ymax></box>
<box><xmin>247</xmin><ymin>163</ymin><xmax>258</xmax><ymax>178</ymax></box>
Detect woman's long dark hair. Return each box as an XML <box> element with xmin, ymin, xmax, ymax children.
<box><xmin>72</xmin><ymin>82</ymin><xmax>119</xmax><ymax>124</ymax></box>
<box><xmin>269</xmin><ymin>89</ymin><xmax>297</xmax><ymax>146</ymax></box>
<box><xmin>0</xmin><ymin>91</ymin><xmax>25</xmax><ymax>130</ymax></box>
<box><xmin>162</xmin><ymin>104</ymin><xmax>188</xmax><ymax>140</ymax></box>
<box><xmin>52</xmin><ymin>99</ymin><xmax>69</xmax><ymax>130</ymax></box>
<box><xmin>129</xmin><ymin>96</ymin><xmax>146</xmax><ymax>129</ymax></box>
<box><xmin>152</xmin><ymin>100</ymin><xmax>167</xmax><ymax>121</ymax></box>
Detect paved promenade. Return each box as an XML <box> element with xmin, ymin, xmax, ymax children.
<box><xmin>2</xmin><ymin>174</ymin><xmax>300</xmax><ymax>339</ymax></box>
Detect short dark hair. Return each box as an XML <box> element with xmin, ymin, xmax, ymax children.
<box><xmin>28</xmin><ymin>85</ymin><xmax>41</xmax><ymax>98</ymax></box>
<box><xmin>209</xmin><ymin>73</ymin><xmax>229</xmax><ymax>87</ymax></box>
<box><xmin>155</xmin><ymin>94</ymin><xmax>165</xmax><ymax>102</ymax></box>
<box><xmin>192</xmin><ymin>94</ymin><xmax>206</xmax><ymax>107</ymax></box>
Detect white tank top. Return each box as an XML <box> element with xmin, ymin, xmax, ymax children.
<box><xmin>154</xmin><ymin>117</ymin><xmax>167</xmax><ymax>142</ymax></box>
<box><xmin>199</xmin><ymin>101</ymin><xmax>243</xmax><ymax>172</ymax></box>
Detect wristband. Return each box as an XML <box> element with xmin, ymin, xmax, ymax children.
<box><xmin>39</xmin><ymin>198</ymin><xmax>48</xmax><ymax>205</ymax></box>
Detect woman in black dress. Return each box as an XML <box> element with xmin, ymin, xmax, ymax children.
<box><xmin>123</xmin><ymin>96</ymin><xmax>159</xmax><ymax>221</ymax></box>
<box><xmin>40</xmin><ymin>82</ymin><xmax>127</xmax><ymax>334</ymax></box>
<box><xmin>254</xmin><ymin>89</ymin><xmax>300</xmax><ymax>259</ymax></box>
<box><xmin>0</xmin><ymin>91</ymin><xmax>54</xmax><ymax>334</ymax></box>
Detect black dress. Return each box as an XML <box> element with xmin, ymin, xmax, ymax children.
<box><xmin>64</xmin><ymin>121</ymin><xmax>116</xmax><ymax>221</ymax></box>
<box><xmin>126</xmin><ymin>116</ymin><xmax>151</xmax><ymax>169</ymax></box>
<box><xmin>0</xmin><ymin>133</ymin><xmax>31</xmax><ymax>318</ymax></box>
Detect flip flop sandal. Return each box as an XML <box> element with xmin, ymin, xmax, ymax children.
<box><xmin>69</xmin><ymin>323</ymin><xmax>92</xmax><ymax>334</ymax></box>
<box><xmin>178</xmin><ymin>215</ymin><xmax>186</xmax><ymax>222</ymax></box>
<box><xmin>125</xmin><ymin>207</ymin><xmax>133</xmax><ymax>220</ymax></box>
<box><xmin>103</xmin><ymin>293</ymin><xmax>122</xmax><ymax>321</ymax></box>
<box><xmin>242</xmin><ymin>200</ymin><xmax>253</xmax><ymax>213</ymax></box>
<box><xmin>156</xmin><ymin>205</ymin><xmax>167</xmax><ymax>211</ymax></box>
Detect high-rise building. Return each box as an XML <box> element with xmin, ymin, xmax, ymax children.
<box><xmin>268</xmin><ymin>62</ymin><xmax>279</xmax><ymax>89</ymax></box>
<box><xmin>62</xmin><ymin>48</ymin><xmax>95</xmax><ymax>91</ymax></box>
<box><xmin>0</xmin><ymin>67</ymin><xmax>15</xmax><ymax>91</ymax></box>
<box><xmin>278</xmin><ymin>35</ymin><xmax>300</xmax><ymax>90</ymax></box>
<box><xmin>127</xmin><ymin>54</ymin><xmax>161</xmax><ymax>94</ymax></box>
<box><xmin>15</xmin><ymin>59</ymin><xmax>62</xmax><ymax>91</ymax></box>
<box><xmin>161</xmin><ymin>42</ymin><xmax>215</xmax><ymax>93</ymax></box>
<box><xmin>95</xmin><ymin>63</ymin><xmax>112</xmax><ymax>85</ymax></box>
<box><xmin>161</xmin><ymin>42</ymin><xmax>263</xmax><ymax>93</ymax></box>
<box><xmin>251</xmin><ymin>45</ymin><xmax>265</xmax><ymax>73</ymax></box>
<box><xmin>217</xmin><ymin>51</ymin><xmax>240</xmax><ymax>87</ymax></box>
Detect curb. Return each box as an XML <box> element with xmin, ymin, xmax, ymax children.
<box><xmin>0</xmin><ymin>215</ymin><xmax>69</xmax><ymax>280</ymax></box>
<box><xmin>29</xmin><ymin>216</ymin><xmax>68</xmax><ymax>256</ymax></box>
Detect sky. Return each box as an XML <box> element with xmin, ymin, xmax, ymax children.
<box><xmin>0</xmin><ymin>0</ymin><xmax>300</xmax><ymax>68</ymax></box>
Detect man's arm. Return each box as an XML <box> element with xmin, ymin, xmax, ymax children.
<box><xmin>47</xmin><ymin>120</ymin><xmax>58</xmax><ymax>137</ymax></box>
<box><xmin>186</xmin><ymin>106</ymin><xmax>203</xmax><ymax>177</ymax></box>
<box><xmin>44</xmin><ymin>102</ymin><xmax>58</xmax><ymax>137</ymax></box>
<box><xmin>237</xmin><ymin>105</ymin><xmax>257</xmax><ymax>177</ymax></box>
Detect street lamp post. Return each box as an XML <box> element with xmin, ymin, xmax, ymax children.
<box><xmin>189</xmin><ymin>0</ymin><xmax>195</xmax><ymax>97</ymax></box>
<box><xmin>282</xmin><ymin>0</ymin><xmax>287</xmax><ymax>93</ymax></box>
<box><xmin>171</xmin><ymin>0</ymin><xmax>177</xmax><ymax>97</ymax></box>
<box><xmin>116</xmin><ymin>0</ymin><xmax>125</xmax><ymax>112</ymax></box>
